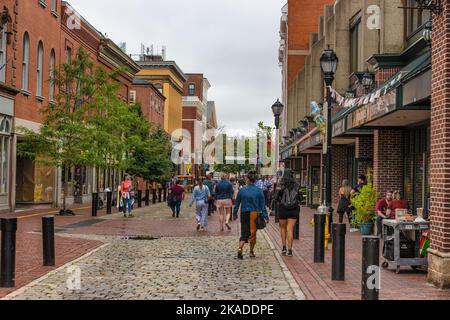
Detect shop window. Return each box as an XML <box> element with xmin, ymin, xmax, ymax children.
<box><xmin>36</xmin><ymin>41</ymin><xmax>44</xmax><ymax>98</ymax></box>
<box><xmin>22</xmin><ymin>32</ymin><xmax>30</xmax><ymax>91</ymax></box>
<box><xmin>0</xmin><ymin>22</ymin><xmax>7</xmax><ymax>82</ymax></box>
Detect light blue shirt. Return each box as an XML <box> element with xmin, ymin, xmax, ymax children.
<box><xmin>189</xmin><ymin>185</ymin><xmax>211</xmax><ymax>206</ymax></box>
<box><xmin>233</xmin><ymin>184</ymin><xmax>268</xmax><ymax>219</ymax></box>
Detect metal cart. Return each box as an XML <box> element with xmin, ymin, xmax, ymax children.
<box><xmin>381</xmin><ymin>219</ymin><xmax>430</xmax><ymax>274</ymax></box>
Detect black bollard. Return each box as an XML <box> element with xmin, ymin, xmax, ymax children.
<box><xmin>137</xmin><ymin>190</ymin><xmax>142</xmax><ymax>208</ymax></box>
<box><xmin>145</xmin><ymin>190</ymin><xmax>150</xmax><ymax>206</ymax></box>
<box><xmin>106</xmin><ymin>191</ymin><xmax>112</xmax><ymax>214</ymax></box>
<box><xmin>294</xmin><ymin>218</ymin><xmax>300</xmax><ymax>240</ymax></box>
<box><xmin>42</xmin><ymin>216</ymin><xmax>55</xmax><ymax>267</ymax></box>
<box><xmin>91</xmin><ymin>192</ymin><xmax>98</xmax><ymax>217</ymax></box>
<box><xmin>313</xmin><ymin>213</ymin><xmax>326</xmax><ymax>263</ymax></box>
<box><xmin>158</xmin><ymin>188</ymin><xmax>162</xmax><ymax>203</ymax></box>
<box><xmin>362</xmin><ymin>236</ymin><xmax>380</xmax><ymax>300</ymax></box>
<box><xmin>152</xmin><ymin>189</ymin><xmax>157</xmax><ymax>204</ymax></box>
<box><xmin>331</xmin><ymin>223</ymin><xmax>346</xmax><ymax>281</ymax></box>
<box><xmin>163</xmin><ymin>187</ymin><xmax>167</xmax><ymax>202</ymax></box>
<box><xmin>1</xmin><ymin>218</ymin><xmax>17</xmax><ymax>288</ymax></box>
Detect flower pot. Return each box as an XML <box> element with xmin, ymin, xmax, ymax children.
<box><xmin>359</xmin><ymin>222</ymin><xmax>374</xmax><ymax>235</ymax></box>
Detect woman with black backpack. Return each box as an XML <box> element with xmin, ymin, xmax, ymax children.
<box><xmin>276</xmin><ymin>169</ymin><xmax>301</xmax><ymax>257</ymax></box>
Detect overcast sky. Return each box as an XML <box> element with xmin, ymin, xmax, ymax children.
<box><xmin>69</xmin><ymin>0</ymin><xmax>285</xmax><ymax>136</ymax></box>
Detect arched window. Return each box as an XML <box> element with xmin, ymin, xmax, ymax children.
<box><xmin>0</xmin><ymin>21</ymin><xmax>7</xmax><ymax>82</ymax></box>
<box><xmin>51</xmin><ymin>0</ymin><xmax>57</xmax><ymax>13</ymax></box>
<box><xmin>22</xmin><ymin>32</ymin><xmax>30</xmax><ymax>91</ymax></box>
<box><xmin>36</xmin><ymin>41</ymin><xmax>44</xmax><ymax>97</ymax></box>
<box><xmin>49</xmin><ymin>49</ymin><xmax>55</xmax><ymax>101</ymax></box>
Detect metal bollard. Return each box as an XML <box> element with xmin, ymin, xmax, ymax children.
<box><xmin>158</xmin><ymin>188</ymin><xmax>162</xmax><ymax>203</ymax></box>
<box><xmin>42</xmin><ymin>216</ymin><xmax>55</xmax><ymax>267</ymax></box>
<box><xmin>137</xmin><ymin>190</ymin><xmax>142</xmax><ymax>208</ymax></box>
<box><xmin>145</xmin><ymin>190</ymin><xmax>150</xmax><ymax>206</ymax></box>
<box><xmin>163</xmin><ymin>188</ymin><xmax>167</xmax><ymax>202</ymax></box>
<box><xmin>1</xmin><ymin>218</ymin><xmax>17</xmax><ymax>288</ymax></box>
<box><xmin>91</xmin><ymin>192</ymin><xmax>98</xmax><ymax>217</ymax></box>
<box><xmin>294</xmin><ymin>218</ymin><xmax>300</xmax><ymax>240</ymax></box>
<box><xmin>362</xmin><ymin>236</ymin><xmax>380</xmax><ymax>300</ymax></box>
<box><xmin>314</xmin><ymin>206</ymin><xmax>327</xmax><ymax>263</ymax></box>
<box><xmin>106</xmin><ymin>191</ymin><xmax>112</xmax><ymax>214</ymax></box>
<box><xmin>152</xmin><ymin>189</ymin><xmax>157</xmax><ymax>204</ymax></box>
<box><xmin>331</xmin><ymin>223</ymin><xmax>346</xmax><ymax>281</ymax></box>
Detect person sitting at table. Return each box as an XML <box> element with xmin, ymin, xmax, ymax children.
<box><xmin>386</xmin><ymin>190</ymin><xmax>409</xmax><ymax>219</ymax></box>
<box><xmin>375</xmin><ymin>190</ymin><xmax>393</xmax><ymax>236</ymax></box>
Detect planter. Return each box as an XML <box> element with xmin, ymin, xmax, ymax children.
<box><xmin>359</xmin><ymin>222</ymin><xmax>374</xmax><ymax>235</ymax></box>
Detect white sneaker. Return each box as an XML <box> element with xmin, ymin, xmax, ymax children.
<box><xmin>350</xmin><ymin>228</ymin><xmax>359</xmax><ymax>233</ymax></box>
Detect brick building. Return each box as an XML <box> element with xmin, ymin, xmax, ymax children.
<box><xmin>279</xmin><ymin>0</ymin><xmax>450</xmax><ymax>288</ymax></box>
<box><xmin>131</xmin><ymin>78</ymin><xmax>165</xmax><ymax>128</ymax></box>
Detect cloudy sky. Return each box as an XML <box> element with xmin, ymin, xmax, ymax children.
<box><xmin>69</xmin><ymin>0</ymin><xmax>285</xmax><ymax>136</ymax></box>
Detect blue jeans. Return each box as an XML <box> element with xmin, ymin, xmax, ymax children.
<box><xmin>196</xmin><ymin>200</ymin><xmax>209</xmax><ymax>228</ymax></box>
<box><xmin>171</xmin><ymin>200</ymin><xmax>182</xmax><ymax>217</ymax></box>
<box><xmin>122</xmin><ymin>196</ymin><xmax>132</xmax><ymax>214</ymax></box>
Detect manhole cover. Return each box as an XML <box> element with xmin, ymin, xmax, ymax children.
<box><xmin>61</xmin><ymin>219</ymin><xmax>105</xmax><ymax>229</ymax></box>
<box><xmin>121</xmin><ymin>235</ymin><xmax>160</xmax><ymax>241</ymax></box>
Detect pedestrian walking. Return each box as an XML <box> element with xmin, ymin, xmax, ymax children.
<box><xmin>215</xmin><ymin>173</ymin><xmax>234</xmax><ymax>231</ymax></box>
<box><xmin>276</xmin><ymin>169</ymin><xmax>301</xmax><ymax>257</ymax></box>
<box><xmin>203</xmin><ymin>174</ymin><xmax>215</xmax><ymax>216</ymax></box>
<box><xmin>337</xmin><ymin>179</ymin><xmax>352</xmax><ymax>224</ymax></box>
<box><xmin>169</xmin><ymin>183</ymin><xmax>185</xmax><ymax>218</ymax></box>
<box><xmin>121</xmin><ymin>174</ymin><xmax>133</xmax><ymax>217</ymax></box>
<box><xmin>189</xmin><ymin>178</ymin><xmax>211</xmax><ymax>232</ymax></box>
<box><xmin>233</xmin><ymin>171</ymin><xmax>269</xmax><ymax>259</ymax></box>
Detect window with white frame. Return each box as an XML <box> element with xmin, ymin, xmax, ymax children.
<box><xmin>0</xmin><ymin>22</ymin><xmax>7</xmax><ymax>83</ymax></box>
<box><xmin>37</xmin><ymin>41</ymin><xmax>44</xmax><ymax>97</ymax></box>
<box><xmin>188</xmin><ymin>83</ymin><xmax>195</xmax><ymax>96</ymax></box>
<box><xmin>22</xmin><ymin>32</ymin><xmax>30</xmax><ymax>91</ymax></box>
<box><xmin>49</xmin><ymin>49</ymin><xmax>55</xmax><ymax>101</ymax></box>
<box><xmin>0</xmin><ymin>116</ymin><xmax>11</xmax><ymax>194</ymax></box>
<box><xmin>130</xmin><ymin>90</ymin><xmax>136</xmax><ymax>104</ymax></box>
<box><xmin>51</xmin><ymin>0</ymin><xmax>57</xmax><ymax>13</ymax></box>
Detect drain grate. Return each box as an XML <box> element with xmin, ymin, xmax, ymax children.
<box><xmin>60</xmin><ymin>219</ymin><xmax>106</xmax><ymax>229</ymax></box>
<box><xmin>120</xmin><ymin>235</ymin><xmax>160</xmax><ymax>241</ymax></box>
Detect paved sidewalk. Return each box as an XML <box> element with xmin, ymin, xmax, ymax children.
<box><xmin>2</xmin><ymin>202</ymin><xmax>304</xmax><ymax>300</ymax></box>
<box><xmin>265</xmin><ymin>207</ymin><xmax>450</xmax><ymax>300</ymax></box>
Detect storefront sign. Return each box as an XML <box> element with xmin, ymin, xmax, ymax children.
<box><xmin>348</xmin><ymin>90</ymin><xmax>397</xmax><ymax>129</ymax></box>
<box><xmin>332</xmin><ymin>118</ymin><xmax>346</xmax><ymax>137</ymax></box>
<box><xmin>299</xmin><ymin>132</ymin><xmax>322</xmax><ymax>152</ymax></box>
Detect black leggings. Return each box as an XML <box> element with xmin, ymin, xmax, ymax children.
<box><xmin>338</xmin><ymin>210</ymin><xmax>351</xmax><ymax>223</ymax></box>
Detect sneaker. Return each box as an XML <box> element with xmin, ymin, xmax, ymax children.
<box><xmin>237</xmin><ymin>249</ymin><xmax>243</xmax><ymax>260</ymax></box>
<box><xmin>287</xmin><ymin>250</ymin><xmax>293</xmax><ymax>257</ymax></box>
<box><xmin>197</xmin><ymin>223</ymin><xmax>201</xmax><ymax>231</ymax></box>
<box><xmin>225</xmin><ymin>223</ymin><xmax>231</xmax><ymax>231</ymax></box>
<box><xmin>350</xmin><ymin>228</ymin><xmax>359</xmax><ymax>233</ymax></box>
<box><xmin>281</xmin><ymin>247</ymin><xmax>287</xmax><ymax>256</ymax></box>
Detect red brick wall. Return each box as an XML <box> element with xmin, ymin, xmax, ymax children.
<box><xmin>375</xmin><ymin>67</ymin><xmax>401</xmax><ymax>88</ymax></box>
<box><xmin>132</xmin><ymin>84</ymin><xmax>165</xmax><ymax>128</ymax></box>
<box><xmin>430</xmin><ymin>4</ymin><xmax>450</xmax><ymax>254</ymax></box>
<box><xmin>183</xmin><ymin>74</ymin><xmax>203</xmax><ymax>100</ymax></box>
<box><xmin>15</xmin><ymin>0</ymin><xmax>62</xmax><ymax>123</ymax></box>
<box><xmin>373</xmin><ymin>130</ymin><xmax>403</xmax><ymax>195</ymax></box>
<box><xmin>331</xmin><ymin>145</ymin><xmax>348</xmax><ymax>204</ymax></box>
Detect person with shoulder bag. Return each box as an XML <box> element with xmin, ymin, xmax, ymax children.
<box><xmin>276</xmin><ymin>169</ymin><xmax>301</xmax><ymax>257</ymax></box>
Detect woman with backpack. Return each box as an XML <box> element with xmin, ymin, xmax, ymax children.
<box><xmin>276</xmin><ymin>169</ymin><xmax>301</xmax><ymax>257</ymax></box>
<box><xmin>337</xmin><ymin>179</ymin><xmax>352</xmax><ymax>224</ymax></box>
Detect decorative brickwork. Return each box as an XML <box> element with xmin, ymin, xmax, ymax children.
<box><xmin>373</xmin><ymin>130</ymin><xmax>403</xmax><ymax>195</ymax></box>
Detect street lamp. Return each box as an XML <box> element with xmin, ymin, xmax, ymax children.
<box><xmin>272</xmin><ymin>99</ymin><xmax>284</xmax><ymax>175</ymax></box>
<box><xmin>423</xmin><ymin>19</ymin><xmax>432</xmax><ymax>46</ymax></box>
<box><xmin>362</xmin><ymin>69</ymin><xmax>374</xmax><ymax>94</ymax></box>
<box><xmin>320</xmin><ymin>46</ymin><xmax>338</xmax><ymax>253</ymax></box>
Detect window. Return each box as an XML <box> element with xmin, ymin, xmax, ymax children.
<box><xmin>155</xmin><ymin>84</ymin><xmax>163</xmax><ymax>95</ymax></box>
<box><xmin>22</xmin><ymin>32</ymin><xmax>30</xmax><ymax>91</ymax></box>
<box><xmin>51</xmin><ymin>0</ymin><xmax>57</xmax><ymax>13</ymax></box>
<box><xmin>349</xmin><ymin>15</ymin><xmax>361</xmax><ymax>74</ymax></box>
<box><xmin>0</xmin><ymin>22</ymin><xmax>7</xmax><ymax>82</ymax></box>
<box><xmin>0</xmin><ymin>116</ymin><xmax>11</xmax><ymax>194</ymax></box>
<box><xmin>49</xmin><ymin>49</ymin><xmax>55</xmax><ymax>101</ymax></box>
<box><xmin>36</xmin><ymin>41</ymin><xmax>44</xmax><ymax>98</ymax></box>
<box><xmin>66</xmin><ymin>46</ymin><xmax>72</xmax><ymax>64</ymax></box>
<box><xmin>188</xmin><ymin>83</ymin><xmax>195</xmax><ymax>96</ymax></box>
<box><xmin>406</xmin><ymin>0</ymin><xmax>431</xmax><ymax>36</ymax></box>
<box><xmin>129</xmin><ymin>90</ymin><xmax>136</xmax><ymax>104</ymax></box>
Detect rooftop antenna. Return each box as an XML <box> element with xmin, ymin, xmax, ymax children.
<box><xmin>162</xmin><ymin>46</ymin><xmax>166</xmax><ymax>60</ymax></box>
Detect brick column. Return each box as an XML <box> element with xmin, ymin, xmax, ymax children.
<box><xmin>428</xmin><ymin>4</ymin><xmax>450</xmax><ymax>289</ymax></box>
<box><xmin>331</xmin><ymin>145</ymin><xmax>348</xmax><ymax>205</ymax></box>
<box><xmin>373</xmin><ymin>130</ymin><xmax>403</xmax><ymax>195</ymax></box>
<box><xmin>355</xmin><ymin>135</ymin><xmax>374</xmax><ymax>178</ymax></box>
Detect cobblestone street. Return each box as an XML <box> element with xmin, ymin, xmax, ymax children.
<box><xmin>2</xmin><ymin>202</ymin><xmax>303</xmax><ymax>300</ymax></box>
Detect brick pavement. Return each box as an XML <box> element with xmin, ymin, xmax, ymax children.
<box><xmin>265</xmin><ymin>206</ymin><xmax>450</xmax><ymax>300</ymax></box>
<box><xmin>1</xmin><ymin>201</ymin><xmax>304</xmax><ymax>300</ymax></box>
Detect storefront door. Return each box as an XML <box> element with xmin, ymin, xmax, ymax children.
<box><xmin>309</xmin><ymin>166</ymin><xmax>321</xmax><ymax>208</ymax></box>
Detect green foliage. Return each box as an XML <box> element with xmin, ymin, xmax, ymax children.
<box><xmin>350</xmin><ymin>183</ymin><xmax>378</xmax><ymax>224</ymax></box>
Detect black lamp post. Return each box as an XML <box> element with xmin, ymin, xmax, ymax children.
<box><xmin>320</xmin><ymin>46</ymin><xmax>339</xmax><ymax>237</ymax></box>
<box><xmin>272</xmin><ymin>99</ymin><xmax>284</xmax><ymax>175</ymax></box>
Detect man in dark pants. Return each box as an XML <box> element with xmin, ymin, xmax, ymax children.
<box><xmin>203</xmin><ymin>174</ymin><xmax>215</xmax><ymax>216</ymax></box>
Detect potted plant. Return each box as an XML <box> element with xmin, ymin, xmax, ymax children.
<box><xmin>350</xmin><ymin>183</ymin><xmax>377</xmax><ymax>235</ymax></box>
